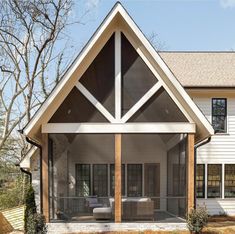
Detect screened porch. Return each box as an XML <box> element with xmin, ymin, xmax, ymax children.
<box><xmin>48</xmin><ymin>133</ymin><xmax>188</xmax><ymax>223</ymax></box>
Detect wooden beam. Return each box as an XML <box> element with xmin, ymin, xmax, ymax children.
<box><xmin>115</xmin><ymin>134</ymin><xmax>122</xmax><ymax>223</ymax></box>
<box><xmin>42</xmin><ymin>133</ymin><xmax>49</xmax><ymax>222</ymax></box>
<box><xmin>42</xmin><ymin>123</ymin><xmax>196</xmax><ymax>134</ymax></box>
<box><xmin>187</xmin><ymin>133</ymin><xmax>195</xmax><ymax>213</ymax></box>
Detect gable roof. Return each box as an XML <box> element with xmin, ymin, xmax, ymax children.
<box><xmin>160</xmin><ymin>52</ymin><xmax>235</xmax><ymax>88</ymax></box>
<box><xmin>23</xmin><ymin>2</ymin><xmax>214</xmax><ymax>143</ymax></box>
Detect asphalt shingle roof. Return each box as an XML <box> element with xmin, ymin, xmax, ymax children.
<box><xmin>159</xmin><ymin>52</ymin><xmax>235</xmax><ymax>87</ymax></box>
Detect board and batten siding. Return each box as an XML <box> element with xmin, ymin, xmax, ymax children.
<box><xmin>191</xmin><ymin>95</ymin><xmax>235</xmax><ymax>215</ymax></box>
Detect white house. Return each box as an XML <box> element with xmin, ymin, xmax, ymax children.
<box><xmin>19</xmin><ymin>2</ymin><xmax>235</xmax><ymax>232</ymax></box>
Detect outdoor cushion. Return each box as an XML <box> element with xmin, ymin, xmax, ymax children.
<box><xmin>93</xmin><ymin>207</ymin><xmax>112</xmax><ymax>220</ymax></box>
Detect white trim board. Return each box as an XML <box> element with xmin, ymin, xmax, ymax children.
<box><xmin>121</xmin><ymin>82</ymin><xmax>162</xmax><ymax>123</ymax></box>
<box><xmin>76</xmin><ymin>82</ymin><xmax>116</xmax><ymax>123</ymax></box>
<box><xmin>42</xmin><ymin>123</ymin><xmax>196</xmax><ymax>134</ymax></box>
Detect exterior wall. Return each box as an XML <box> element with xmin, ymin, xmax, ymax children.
<box><xmin>30</xmin><ymin>152</ymin><xmax>41</xmax><ymax>212</ymax></box>
<box><xmin>191</xmin><ymin>93</ymin><xmax>235</xmax><ymax>215</ymax></box>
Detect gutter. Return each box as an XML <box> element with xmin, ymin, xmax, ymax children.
<box><xmin>194</xmin><ymin>137</ymin><xmax>211</xmax><ymax>208</ymax></box>
<box><xmin>15</xmin><ymin>163</ymin><xmax>32</xmax><ymax>183</ymax></box>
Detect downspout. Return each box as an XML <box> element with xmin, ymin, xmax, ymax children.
<box><xmin>18</xmin><ymin>129</ymin><xmax>43</xmax><ymax>214</ymax></box>
<box><xmin>194</xmin><ymin>137</ymin><xmax>211</xmax><ymax>208</ymax></box>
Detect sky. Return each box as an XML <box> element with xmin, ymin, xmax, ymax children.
<box><xmin>68</xmin><ymin>0</ymin><xmax>235</xmax><ymax>53</ymax></box>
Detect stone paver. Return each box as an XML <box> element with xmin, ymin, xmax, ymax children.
<box><xmin>47</xmin><ymin>222</ymin><xmax>188</xmax><ymax>233</ymax></box>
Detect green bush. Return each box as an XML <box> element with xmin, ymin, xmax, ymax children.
<box><xmin>24</xmin><ymin>185</ymin><xmax>47</xmax><ymax>234</ymax></box>
<box><xmin>187</xmin><ymin>206</ymin><xmax>209</xmax><ymax>234</ymax></box>
<box><xmin>26</xmin><ymin>212</ymin><xmax>47</xmax><ymax>234</ymax></box>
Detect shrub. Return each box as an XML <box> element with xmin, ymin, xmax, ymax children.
<box><xmin>24</xmin><ymin>185</ymin><xmax>47</xmax><ymax>233</ymax></box>
<box><xmin>187</xmin><ymin>206</ymin><xmax>209</xmax><ymax>234</ymax></box>
<box><xmin>24</xmin><ymin>185</ymin><xmax>37</xmax><ymax>232</ymax></box>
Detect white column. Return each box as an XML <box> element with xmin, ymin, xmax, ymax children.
<box><xmin>115</xmin><ymin>30</ymin><xmax>121</xmax><ymax>121</ymax></box>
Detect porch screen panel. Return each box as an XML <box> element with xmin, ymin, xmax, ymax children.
<box><xmin>79</xmin><ymin>34</ymin><xmax>115</xmax><ymax>116</ymax></box>
<box><xmin>127</xmin><ymin>164</ymin><xmax>142</xmax><ymax>197</ymax></box>
<box><xmin>121</xmin><ymin>33</ymin><xmax>157</xmax><ymax>115</ymax></box>
<box><xmin>144</xmin><ymin>163</ymin><xmax>160</xmax><ymax>209</ymax></box>
<box><xmin>49</xmin><ymin>134</ymin><xmax>114</xmax><ymax>221</ymax></box>
<box><xmin>49</xmin><ymin>87</ymin><xmax>108</xmax><ymax>123</ymax></box>
<box><xmin>129</xmin><ymin>88</ymin><xmax>188</xmax><ymax>122</ymax></box>
<box><xmin>93</xmin><ymin>164</ymin><xmax>108</xmax><ymax>196</ymax></box>
<box><xmin>167</xmin><ymin>136</ymin><xmax>187</xmax><ymax>218</ymax></box>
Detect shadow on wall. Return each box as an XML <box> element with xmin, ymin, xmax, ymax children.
<box><xmin>197</xmin><ymin>199</ymin><xmax>234</xmax><ymax>217</ymax></box>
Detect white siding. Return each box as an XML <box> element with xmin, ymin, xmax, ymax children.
<box><xmin>193</xmin><ymin>97</ymin><xmax>235</xmax><ymax>164</ymax></box>
<box><xmin>197</xmin><ymin>199</ymin><xmax>235</xmax><ymax>216</ymax></box>
<box><xmin>192</xmin><ymin>96</ymin><xmax>235</xmax><ymax>215</ymax></box>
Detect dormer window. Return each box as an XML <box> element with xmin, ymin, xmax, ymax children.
<box><xmin>212</xmin><ymin>98</ymin><xmax>227</xmax><ymax>133</ymax></box>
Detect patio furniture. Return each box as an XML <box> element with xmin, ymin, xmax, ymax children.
<box><xmin>85</xmin><ymin>196</ymin><xmax>103</xmax><ymax>213</ymax></box>
<box><xmin>109</xmin><ymin>197</ymin><xmax>154</xmax><ymax>221</ymax></box>
<box><xmin>93</xmin><ymin>207</ymin><xmax>112</xmax><ymax>220</ymax></box>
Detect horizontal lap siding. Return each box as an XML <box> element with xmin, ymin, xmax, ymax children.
<box><xmin>192</xmin><ymin>96</ymin><xmax>235</xmax><ymax>215</ymax></box>
<box><xmin>193</xmin><ymin>97</ymin><xmax>235</xmax><ymax>164</ymax></box>
<box><xmin>197</xmin><ymin>199</ymin><xmax>235</xmax><ymax>215</ymax></box>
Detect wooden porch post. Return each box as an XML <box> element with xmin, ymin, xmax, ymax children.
<box><xmin>187</xmin><ymin>133</ymin><xmax>195</xmax><ymax>214</ymax></box>
<box><xmin>42</xmin><ymin>133</ymin><xmax>49</xmax><ymax>222</ymax></box>
<box><xmin>115</xmin><ymin>134</ymin><xmax>122</xmax><ymax>223</ymax></box>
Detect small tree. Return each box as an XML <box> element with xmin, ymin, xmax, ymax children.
<box><xmin>187</xmin><ymin>206</ymin><xmax>209</xmax><ymax>234</ymax></box>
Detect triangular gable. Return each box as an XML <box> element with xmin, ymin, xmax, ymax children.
<box><xmin>23</xmin><ymin>2</ymin><xmax>214</xmax><ymax>143</ymax></box>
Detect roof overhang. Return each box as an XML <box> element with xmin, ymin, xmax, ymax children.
<box><xmin>20</xmin><ymin>146</ymin><xmax>38</xmax><ymax>169</ymax></box>
<box><xmin>23</xmin><ymin>2</ymin><xmax>214</xmax><ymax>144</ymax></box>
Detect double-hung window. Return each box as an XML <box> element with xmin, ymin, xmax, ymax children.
<box><xmin>127</xmin><ymin>164</ymin><xmax>142</xmax><ymax>197</ymax></box>
<box><xmin>75</xmin><ymin>164</ymin><xmax>91</xmax><ymax>196</ymax></box>
<box><xmin>212</xmin><ymin>98</ymin><xmax>227</xmax><ymax>133</ymax></box>
<box><xmin>196</xmin><ymin>164</ymin><xmax>205</xmax><ymax>198</ymax></box>
<box><xmin>207</xmin><ymin>164</ymin><xmax>222</xmax><ymax>198</ymax></box>
<box><xmin>225</xmin><ymin>165</ymin><xmax>235</xmax><ymax>198</ymax></box>
<box><xmin>93</xmin><ymin>164</ymin><xmax>108</xmax><ymax>196</ymax></box>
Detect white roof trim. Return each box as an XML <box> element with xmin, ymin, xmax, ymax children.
<box><xmin>23</xmin><ymin>2</ymin><xmax>214</xmax><ymax>142</ymax></box>
<box><xmin>115</xmin><ymin>4</ymin><xmax>214</xmax><ymax>139</ymax></box>
<box><xmin>23</xmin><ymin>3</ymin><xmax>121</xmax><ymax>136</ymax></box>
<box><xmin>20</xmin><ymin>146</ymin><xmax>38</xmax><ymax>169</ymax></box>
